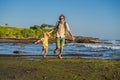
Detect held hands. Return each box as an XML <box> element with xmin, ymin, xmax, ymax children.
<box><xmin>49</xmin><ymin>29</ymin><xmax>54</xmax><ymax>34</ymax></box>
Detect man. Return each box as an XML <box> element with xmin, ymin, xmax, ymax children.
<box><xmin>49</xmin><ymin>14</ymin><xmax>75</xmax><ymax>59</ymax></box>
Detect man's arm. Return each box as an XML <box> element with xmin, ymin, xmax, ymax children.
<box><xmin>68</xmin><ymin>30</ymin><xmax>75</xmax><ymax>41</ymax></box>
<box><xmin>66</xmin><ymin>23</ymin><xmax>75</xmax><ymax>41</ymax></box>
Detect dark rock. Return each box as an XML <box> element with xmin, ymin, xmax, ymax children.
<box><xmin>74</xmin><ymin>36</ymin><xmax>112</xmax><ymax>44</ymax></box>
<box><xmin>75</xmin><ymin>36</ymin><xmax>99</xmax><ymax>43</ymax></box>
<box><xmin>0</xmin><ymin>36</ymin><xmax>112</xmax><ymax>44</ymax></box>
<box><xmin>110</xmin><ymin>53</ymin><xmax>120</xmax><ymax>56</ymax></box>
<box><xmin>13</xmin><ymin>50</ymin><xmax>27</xmax><ymax>54</ymax></box>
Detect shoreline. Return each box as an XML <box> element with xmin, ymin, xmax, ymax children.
<box><xmin>0</xmin><ymin>37</ymin><xmax>112</xmax><ymax>44</ymax></box>
<box><xmin>0</xmin><ymin>54</ymin><xmax>120</xmax><ymax>60</ymax></box>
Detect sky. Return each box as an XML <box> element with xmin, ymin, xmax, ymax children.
<box><xmin>0</xmin><ymin>0</ymin><xmax>120</xmax><ymax>40</ymax></box>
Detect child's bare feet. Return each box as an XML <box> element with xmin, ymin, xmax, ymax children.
<box><xmin>43</xmin><ymin>55</ymin><xmax>46</xmax><ymax>59</ymax></box>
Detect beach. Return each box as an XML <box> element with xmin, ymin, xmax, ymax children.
<box><xmin>0</xmin><ymin>0</ymin><xmax>120</xmax><ymax>79</ymax></box>
<box><xmin>0</xmin><ymin>56</ymin><xmax>120</xmax><ymax>80</ymax></box>
<box><xmin>0</xmin><ymin>40</ymin><xmax>120</xmax><ymax>80</ymax></box>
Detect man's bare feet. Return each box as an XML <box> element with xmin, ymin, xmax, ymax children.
<box><xmin>54</xmin><ymin>48</ymin><xmax>57</xmax><ymax>55</ymax></box>
<box><xmin>58</xmin><ymin>54</ymin><xmax>62</xmax><ymax>59</ymax></box>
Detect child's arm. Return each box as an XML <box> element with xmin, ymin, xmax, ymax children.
<box><xmin>49</xmin><ymin>29</ymin><xmax>54</xmax><ymax>34</ymax></box>
<box><xmin>35</xmin><ymin>38</ymin><xmax>44</xmax><ymax>44</ymax></box>
<box><xmin>35</xmin><ymin>40</ymin><xmax>41</xmax><ymax>44</ymax></box>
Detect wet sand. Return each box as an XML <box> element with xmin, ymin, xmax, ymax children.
<box><xmin>0</xmin><ymin>53</ymin><xmax>104</xmax><ymax>60</ymax></box>
<box><xmin>0</xmin><ymin>57</ymin><xmax>120</xmax><ymax>80</ymax></box>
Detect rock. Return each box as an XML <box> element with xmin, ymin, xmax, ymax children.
<box><xmin>110</xmin><ymin>53</ymin><xmax>120</xmax><ymax>56</ymax></box>
<box><xmin>0</xmin><ymin>36</ymin><xmax>112</xmax><ymax>44</ymax></box>
<box><xmin>13</xmin><ymin>50</ymin><xmax>27</xmax><ymax>54</ymax></box>
<box><xmin>74</xmin><ymin>36</ymin><xmax>112</xmax><ymax>44</ymax></box>
<box><xmin>75</xmin><ymin>36</ymin><xmax>99</xmax><ymax>43</ymax></box>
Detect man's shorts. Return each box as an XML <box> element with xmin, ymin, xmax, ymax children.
<box><xmin>56</xmin><ymin>38</ymin><xmax>65</xmax><ymax>47</ymax></box>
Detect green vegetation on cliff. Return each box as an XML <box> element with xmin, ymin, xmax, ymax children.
<box><xmin>0</xmin><ymin>24</ymin><xmax>54</xmax><ymax>38</ymax></box>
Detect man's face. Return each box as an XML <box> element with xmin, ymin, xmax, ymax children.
<box><xmin>60</xmin><ymin>16</ymin><xmax>64</xmax><ymax>22</ymax></box>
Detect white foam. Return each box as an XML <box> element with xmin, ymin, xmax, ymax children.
<box><xmin>108</xmin><ymin>40</ymin><xmax>120</xmax><ymax>44</ymax></box>
<box><xmin>83</xmin><ymin>43</ymin><xmax>120</xmax><ymax>50</ymax></box>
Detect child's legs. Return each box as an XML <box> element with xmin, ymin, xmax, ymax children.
<box><xmin>44</xmin><ymin>46</ymin><xmax>48</xmax><ymax>55</ymax></box>
<box><xmin>41</xmin><ymin>47</ymin><xmax>45</xmax><ymax>55</ymax></box>
<box><xmin>42</xmin><ymin>46</ymin><xmax>48</xmax><ymax>58</ymax></box>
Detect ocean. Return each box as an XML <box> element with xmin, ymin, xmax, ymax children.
<box><xmin>0</xmin><ymin>40</ymin><xmax>120</xmax><ymax>59</ymax></box>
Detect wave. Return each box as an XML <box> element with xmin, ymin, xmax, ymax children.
<box><xmin>100</xmin><ymin>40</ymin><xmax>120</xmax><ymax>45</ymax></box>
<box><xmin>76</xmin><ymin>43</ymin><xmax>120</xmax><ymax>50</ymax></box>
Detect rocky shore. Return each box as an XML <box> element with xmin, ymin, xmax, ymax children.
<box><xmin>0</xmin><ymin>36</ymin><xmax>112</xmax><ymax>44</ymax></box>
<box><xmin>74</xmin><ymin>36</ymin><xmax>112</xmax><ymax>44</ymax></box>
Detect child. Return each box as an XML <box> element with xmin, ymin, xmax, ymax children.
<box><xmin>35</xmin><ymin>32</ymin><xmax>50</xmax><ymax>59</ymax></box>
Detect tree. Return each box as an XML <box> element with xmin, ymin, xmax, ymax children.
<box><xmin>48</xmin><ymin>25</ymin><xmax>54</xmax><ymax>28</ymax></box>
<box><xmin>41</xmin><ymin>24</ymin><xmax>49</xmax><ymax>28</ymax></box>
<box><xmin>30</xmin><ymin>25</ymin><xmax>41</xmax><ymax>30</ymax></box>
<box><xmin>5</xmin><ymin>23</ymin><xmax>8</xmax><ymax>26</ymax></box>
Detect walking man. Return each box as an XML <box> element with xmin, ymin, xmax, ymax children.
<box><xmin>49</xmin><ymin>14</ymin><xmax>75</xmax><ymax>59</ymax></box>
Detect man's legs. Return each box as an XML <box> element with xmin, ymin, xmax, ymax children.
<box><xmin>54</xmin><ymin>38</ymin><xmax>65</xmax><ymax>58</ymax></box>
<box><xmin>58</xmin><ymin>46</ymin><xmax>64</xmax><ymax>59</ymax></box>
<box><xmin>59</xmin><ymin>38</ymin><xmax>65</xmax><ymax>59</ymax></box>
<box><xmin>54</xmin><ymin>38</ymin><xmax>60</xmax><ymax>55</ymax></box>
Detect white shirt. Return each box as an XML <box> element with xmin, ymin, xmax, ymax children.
<box><xmin>54</xmin><ymin>22</ymin><xmax>71</xmax><ymax>38</ymax></box>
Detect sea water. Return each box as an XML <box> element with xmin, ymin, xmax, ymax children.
<box><xmin>0</xmin><ymin>40</ymin><xmax>120</xmax><ymax>59</ymax></box>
